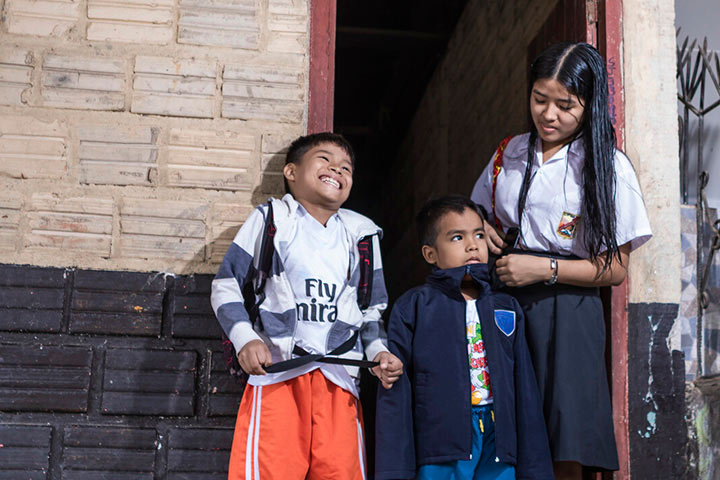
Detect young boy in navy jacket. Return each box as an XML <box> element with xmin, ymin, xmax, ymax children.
<box><xmin>375</xmin><ymin>195</ymin><xmax>553</xmax><ymax>480</ymax></box>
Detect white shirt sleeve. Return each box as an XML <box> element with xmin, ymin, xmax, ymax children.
<box><xmin>614</xmin><ymin>151</ymin><xmax>653</xmax><ymax>251</ymax></box>
<box><xmin>470</xmin><ymin>152</ymin><xmax>497</xmax><ymax>222</ymax></box>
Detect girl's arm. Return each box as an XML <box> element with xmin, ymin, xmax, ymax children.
<box><xmin>495</xmin><ymin>242</ymin><xmax>631</xmax><ymax>287</ymax></box>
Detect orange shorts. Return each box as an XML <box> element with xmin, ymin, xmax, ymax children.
<box><xmin>228</xmin><ymin>369</ymin><xmax>366</xmax><ymax>480</ymax></box>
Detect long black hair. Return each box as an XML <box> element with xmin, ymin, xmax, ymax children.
<box><xmin>521</xmin><ymin>42</ymin><xmax>619</xmax><ymax>271</ymax></box>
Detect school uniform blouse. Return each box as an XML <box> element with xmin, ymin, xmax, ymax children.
<box><xmin>470</xmin><ymin>133</ymin><xmax>652</xmax><ymax>258</ymax></box>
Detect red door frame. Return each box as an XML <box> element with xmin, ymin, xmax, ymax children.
<box><xmin>307</xmin><ymin>1</ymin><xmax>630</xmax><ymax>477</ymax></box>
<box><xmin>308</xmin><ymin>0</ymin><xmax>337</xmax><ymax>133</ymax></box>
<box><xmin>600</xmin><ymin>0</ymin><xmax>630</xmax><ymax>478</ymax></box>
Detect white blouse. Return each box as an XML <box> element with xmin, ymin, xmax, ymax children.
<box><xmin>470</xmin><ymin>133</ymin><xmax>652</xmax><ymax>258</ymax></box>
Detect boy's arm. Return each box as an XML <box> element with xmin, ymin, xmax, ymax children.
<box><xmin>358</xmin><ymin>234</ymin><xmax>390</xmax><ymax>361</ymax></box>
<box><xmin>210</xmin><ymin>206</ymin><xmax>266</xmax><ymax>354</ymax></box>
<box><xmin>511</xmin><ymin>299</ymin><xmax>554</xmax><ymax>480</ymax></box>
<box><xmin>375</xmin><ymin>298</ymin><xmax>416</xmax><ymax>480</ymax></box>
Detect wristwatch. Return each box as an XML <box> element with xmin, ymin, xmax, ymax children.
<box><xmin>544</xmin><ymin>258</ymin><xmax>558</xmax><ymax>285</ymax></box>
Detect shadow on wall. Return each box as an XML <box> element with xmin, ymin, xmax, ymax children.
<box><xmin>184</xmin><ymin>148</ymin><xmax>289</xmax><ymax>276</ymax></box>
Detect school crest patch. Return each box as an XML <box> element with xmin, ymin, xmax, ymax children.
<box><xmin>557</xmin><ymin>211</ymin><xmax>581</xmax><ymax>239</ymax></box>
<box><xmin>494</xmin><ymin>310</ymin><xmax>516</xmax><ymax>337</ymax></box>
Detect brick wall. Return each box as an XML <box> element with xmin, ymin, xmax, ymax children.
<box><xmin>0</xmin><ymin>263</ymin><xmax>240</xmax><ymax>479</ymax></box>
<box><xmin>0</xmin><ymin>0</ymin><xmax>310</xmax><ymax>274</ymax></box>
<box><xmin>380</xmin><ymin>0</ymin><xmax>558</xmax><ymax>298</ymax></box>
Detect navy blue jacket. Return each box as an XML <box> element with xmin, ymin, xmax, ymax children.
<box><xmin>375</xmin><ymin>264</ymin><xmax>553</xmax><ymax>480</ymax></box>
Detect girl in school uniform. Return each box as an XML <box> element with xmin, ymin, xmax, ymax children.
<box><xmin>470</xmin><ymin>42</ymin><xmax>652</xmax><ymax>480</ymax></box>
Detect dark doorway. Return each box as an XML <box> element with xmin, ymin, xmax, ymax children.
<box><xmin>331</xmin><ymin>2</ymin><xmax>619</xmax><ymax>479</ymax></box>
<box><xmin>333</xmin><ymin>3</ymin><xmax>469</xmax><ymax>476</ymax></box>
<box><xmin>335</xmin><ymin>1</ymin><xmax>469</xmax><ymax>229</ymax></box>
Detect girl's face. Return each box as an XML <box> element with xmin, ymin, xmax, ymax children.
<box><xmin>530</xmin><ymin>78</ymin><xmax>585</xmax><ymax>152</ymax></box>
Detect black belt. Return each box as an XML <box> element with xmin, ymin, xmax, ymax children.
<box><xmin>263</xmin><ymin>330</ymin><xmax>379</xmax><ymax>374</ymax></box>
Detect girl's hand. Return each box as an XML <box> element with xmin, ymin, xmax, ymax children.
<box><xmin>484</xmin><ymin>220</ymin><xmax>506</xmax><ymax>255</ymax></box>
<box><xmin>237</xmin><ymin>339</ymin><xmax>272</xmax><ymax>375</ymax></box>
<box><xmin>372</xmin><ymin>352</ymin><xmax>404</xmax><ymax>389</ymax></box>
<box><xmin>495</xmin><ymin>254</ymin><xmax>551</xmax><ymax>287</ymax></box>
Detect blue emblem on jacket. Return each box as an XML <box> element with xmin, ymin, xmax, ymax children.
<box><xmin>494</xmin><ymin>310</ymin><xmax>516</xmax><ymax>336</ymax></box>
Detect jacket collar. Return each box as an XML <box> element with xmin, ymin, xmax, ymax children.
<box><xmin>426</xmin><ymin>263</ymin><xmax>493</xmax><ymax>301</ymax></box>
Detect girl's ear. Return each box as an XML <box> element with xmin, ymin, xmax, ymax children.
<box><xmin>421</xmin><ymin>245</ymin><xmax>437</xmax><ymax>265</ymax></box>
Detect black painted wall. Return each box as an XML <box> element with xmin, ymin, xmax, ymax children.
<box><xmin>627</xmin><ymin>302</ymin><xmax>689</xmax><ymax>479</ymax></box>
<box><xmin>0</xmin><ymin>264</ymin><xmax>240</xmax><ymax>479</ymax></box>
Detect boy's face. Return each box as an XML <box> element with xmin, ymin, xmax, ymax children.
<box><xmin>422</xmin><ymin>208</ymin><xmax>488</xmax><ymax>270</ymax></box>
<box><xmin>283</xmin><ymin>142</ymin><xmax>353</xmax><ymax>211</ymax></box>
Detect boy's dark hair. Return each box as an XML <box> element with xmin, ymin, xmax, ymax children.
<box><xmin>283</xmin><ymin>132</ymin><xmax>355</xmax><ymax>193</ymax></box>
<box><xmin>416</xmin><ymin>195</ymin><xmax>488</xmax><ymax>247</ymax></box>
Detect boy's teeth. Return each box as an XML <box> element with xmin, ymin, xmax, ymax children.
<box><xmin>322</xmin><ymin>177</ymin><xmax>340</xmax><ymax>188</ymax></box>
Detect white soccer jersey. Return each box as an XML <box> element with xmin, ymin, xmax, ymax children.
<box><xmin>249</xmin><ymin>204</ymin><xmax>358</xmax><ymax>396</ymax></box>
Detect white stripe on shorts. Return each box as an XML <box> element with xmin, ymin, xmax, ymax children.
<box><xmin>356</xmin><ymin>401</ymin><xmax>366</xmax><ymax>480</ymax></box>
<box><xmin>245</xmin><ymin>387</ymin><xmax>257</xmax><ymax>479</ymax></box>
<box><xmin>253</xmin><ymin>386</ymin><xmax>262</xmax><ymax>480</ymax></box>
<box><xmin>245</xmin><ymin>386</ymin><xmax>263</xmax><ymax>480</ymax></box>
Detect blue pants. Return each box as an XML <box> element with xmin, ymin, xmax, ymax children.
<box><xmin>417</xmin><ymin>405</ymin><xmax>515</xmax><ymax>480</ymax></box>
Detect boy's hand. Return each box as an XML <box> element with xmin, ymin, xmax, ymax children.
<box><xmin>372</xmin><ymin>352</ymin><xmax>403</xmax><ymax>389</ymax></box>
<box><xmin>237</xmin><ymin>340</ymin><xmax>272</xmax><ymax>375</ymax></box>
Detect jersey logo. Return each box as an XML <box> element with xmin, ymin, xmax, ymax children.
<box><xmin>494</xmin><ymin>310</ymin><xmax>516</xmax><ymax>336</ymax></box>
<box><xmin>557</xmin><ymin>211</ymin><xmax>580</xmax><ymax>239</ymax></box>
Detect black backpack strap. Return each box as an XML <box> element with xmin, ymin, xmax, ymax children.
<box><xmin>356</xmin><ymin>235</ymin><xmax>374</xmax><ymax>310</ymax></box>
<box><xmin>263</xmin><ymin>330</ymin><xmax>379</xmax><ymax>373</ymax></box>
<box><xmin>223</xmin><ymin>201</ymin><xmax>276</xmax><ymax>385</ymax></box>
<box><xmin>253</xmin><ymin>202</ymin><xmax>276</xmax><ymax>308</ymax></box>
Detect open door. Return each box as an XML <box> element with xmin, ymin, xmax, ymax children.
<box><xmin>528</xmin><ymin>2</ymin><xmax>629</xmax><ymax>480</ymax></box>
<box><xmin>529</xmin><ymin>0</ymin><xmax>599</xmax><ymax>56</ymax></box>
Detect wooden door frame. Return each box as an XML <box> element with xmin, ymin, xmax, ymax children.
<box><xmin>600</xmin><ymin>0</ymin><xmax>630</xmax><ymax>478</ymax></box>
<box><xmin>307</xmin><ymin>1</ymin><xmax>631</xmax><ymax>478</ymax></box>
<box><xmin>308</xmin><ymin>0</ymin><xmax>337</xmax><ymax>133</ymax></box>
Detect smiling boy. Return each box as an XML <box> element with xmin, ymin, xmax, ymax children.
<box><xmin>212</xmin><ymin>132</ymin><xmax>402</xmax><ymax>480</ymax></box>
<box><xmin>375</xmin><ymin>195</ymin><xmax>553</xmax><ymax>480</ymax></box>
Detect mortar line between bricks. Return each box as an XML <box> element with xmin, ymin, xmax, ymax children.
<box><xmin>161</xmin><ymin>274</ymin><xmax>175</xmax><ymax>340</ymax></box>
<box><xmin>61</xmin><ymin>268</ymin><xmax>75</xmax><ymax>333</ymax></box>
<box><xmin>48</xmin><ymin>424</ymin><xmax>63</xmax><ymax>480</ymax></box>
<box><xmin>198</xmin><ymin>346</ymin><xmax>212</xmax><ymax>419</ymax></box>
<box><xmin>87</xmin><ymin>343</ymin><xmax>106</xmax><ymax>416</ymax></box>
<box><xmin>155</xmin><ymin>423</ymin><xmax>170</xmax><ymax>478</ymax></box>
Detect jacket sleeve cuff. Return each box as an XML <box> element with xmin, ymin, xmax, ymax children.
<box><xmin>228</xmin><ymin>322</ymin><xmax>263</xmax><ymax>353</ymax></box>
<box><xmin>365</xmin><ymin>338</ymin><xmax>389</xmax><ymax>362</ymax></box>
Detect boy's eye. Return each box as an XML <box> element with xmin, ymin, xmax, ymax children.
<box><xmin>451</xmin><ymin>234</ymin><xmax>462</xmax><ymax>241</ymax></box>
<box><xmin>342</xmin><ymin>166</ymin><xmax>351</xmax><ymax>173</ymax></box>
<box><xmin>475</xmin><ymin>232</ymin><xmax>484</xmax><ymax>239</ymax></box>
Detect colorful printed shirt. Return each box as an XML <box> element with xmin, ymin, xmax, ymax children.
<box><xmin>466</xmin><ymin>299</ymin><xmax>493</xmax><ymax>405</ymax></box>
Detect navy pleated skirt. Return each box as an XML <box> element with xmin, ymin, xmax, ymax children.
<box><xmin>506</xmin><ymin>280</ymin><xmax>619</xmax><ymax>471</ymax></box>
